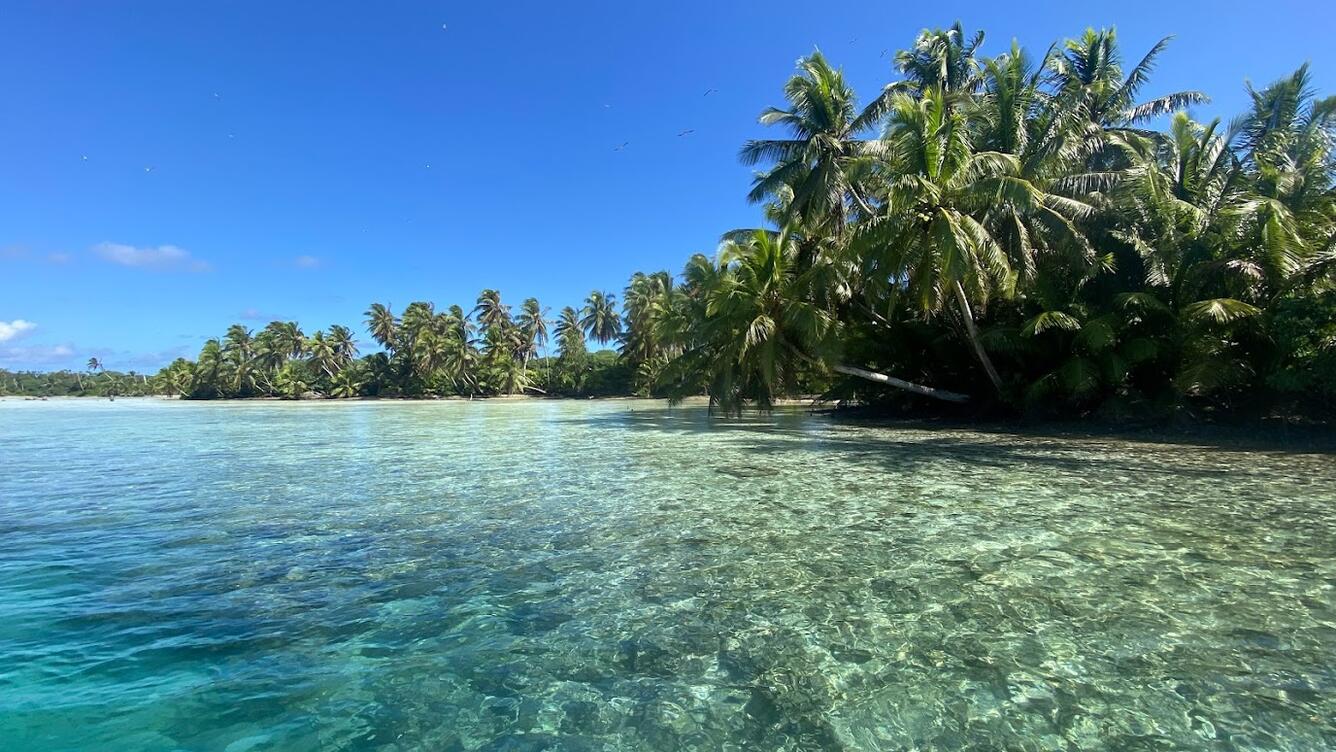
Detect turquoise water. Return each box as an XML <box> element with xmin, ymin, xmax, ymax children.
<box><xmin>1</xmin><ymin>399</ymin><xmax>1333</xmax><ymax>751</ymax></box>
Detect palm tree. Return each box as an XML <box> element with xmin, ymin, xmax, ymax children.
<box><xmin>1049</xmin><ymin>29</ymin><xmax>1207</xmax><ymax>129</ymax></box>
<box><xmin>494</xmin><ymin>354</ymin><xmax>530</xmax><ymax>396</ymax></box>
<box><xmin>445</xmin><ymin>305</ymin><xmax>474</xmax><ymax>343</ymax></box>
<box><xmin>420</xmin><ymin>305</ymin><xmax>478</xmax><ymax>395</ymax></box>
<box><xmin>252</xmin><ymin>329</ymin><xmax>288</xmax><ymax>393</ymax></box>
<box><xmin>221</xmin><ymin>324</ymin><xmax>257</xmax><ymax>393</ymax></box>
<box><xmin>223</xmin><ymin>324</ymin><xmax>253</xmax><ymax>359</ymax></box>
<box><xmin>663</xmin><ymin>228</ymin><xmax>966</xmax><ymax>410</ymax></box>
<box><xmin>473</xmin><ymin>289</ymin><xmax>511</xmax><ymax>334</ymax></box>
<box><xmin>553</xmin><ymin>305</ymin><xmax>588</xmax><ymax>390</ymax></box>
<box><xmin>398</xmin><ymin>302</ymin><xmax>437</xmax><ymax>385</ymax></box>
<box><xmin>192</xmin><ymin>340</ymin><xmax>224</xmax><ymax>397</ymax></box>
<box><xmin>580</xmin><ymin>291</ymin><xmax>622</xmax><ymax>345</ymax></box>
<box><xmin>365</xmin><ymin>303</ymin><xmax>398</xmax><ymax>353</ymax></box>
<box><xmin>83</xmin><ymin>357</ymin><xmax>108</xmax><ymax>396</ymax></box>
<box><xmin>79</xmin><ymin>358</ymin><xmax>99</xmax><ymax>392</ymax></box>
<box><xmin>274</xmin><ymin>362</ymin><xmax>309</xmax><ymax>400</ymax></box>
<box><xmin>479</xmin><ymin>323</ymin><xmax>528</xmax><ymax>394</ymax></box>
<box><xmin>740</xmin><ymin>51</ymin><xmax>884</xmax><ymax>232</ymax></box>
<box><xmin>620</xmin><ymin>271</ymin><xmax>672</xmax><ymax>363</ymax></box>
<box><xmin>445</xmin><ymin>338</ymin><xmax>480</xmax><ymax>395</ymax></box>
<box><xmin>515</xmin><ymin>297</ymin><xmax>549</xmax><ymax>372</ymax></box>
<box><xmin>305</xmin><ymin>331</ymin><xmax>339</xmax><ymax>379</ymax></box>
<box><xmin>893</xmin><ymin>22</ymin><xmax>986</xmax><ymax>94</ymax></box>
<box><xmin>265</xmin><ymin>321</ymin><xmax>305</xmax><ymax>361</ymax></box>
<box><xmin>1230</xmin><ymin>64</ymin><xmax>1335</xmax><ymax>285</ymax></box>
<box><xmin>328</xmin><ymin>325</ymin><xmax>358</xmax><ymax>368</ymax></box>
<box><xmin>555</xmin><ymin>307</ymin><xmax>583</xmax><ymax>352</ymax></box>
<box><xmin>1101</xmin><ymin>107</ymin><xmax>1317</xmax><ymax>399</ymax></box>
<box><xmin>160</xmin><ymin>359</ymin><xmax>195</xmax><ymax>398</ymax></box>
<box><xmin>330</xmin><ymin>365</ymin><xmax>365</xmax><ymax>398</ymax></box>
<box><xmin>361</xmin><ymin>352</ymin><xmax>394</xmax><ymax>396</ymax></box>
<box><xmin>400</xmin><ymin>302</ymin><xmax>436</xmax><ymax>348</ymax></box>
<box><xmin>974</xmin><ymin>41</ymin><xmax>1051</xmax><ymax>168</ymax></box>
<box><xmin>413</xmin><ymin>329</ymin><xmax>449</xmax><ymax>382</ymax></box>
<box><xmin>853</xmin><ymin>86</ymin><xmax>1094</xmax><ymax>396</ymax></box>
<box><xmin>674</xmin><ymin>229</ymin><xmax>831</xmax><ymax>410</ymax></box>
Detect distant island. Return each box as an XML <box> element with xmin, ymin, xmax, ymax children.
<box><xmin>5</xmin><ymin>24</ymin><xmax>1333</xmax><ymax>422</ymax></box>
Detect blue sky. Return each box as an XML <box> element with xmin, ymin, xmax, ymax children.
<box><xmin>2</xmin><ymin>1</ymin><xmax>1332</xmax><ymax>371</ymax></box>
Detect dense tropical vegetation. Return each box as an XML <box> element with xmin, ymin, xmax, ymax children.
<box><xmin>10</xmin><ymin>23</ymin><xmax>1333</xmax><ymax>420</ymax></box>
<box><xmin>657</xmin><ymin>24</ymin><xmax>1335</xmax><ymax>419</ymax></box>
<box><xmin>0</xmin><ymin>360</ymin><xmax>156</xmax><ymax>398</ymax></box>
<box><xmin>137</xmin><ymin>292</ymin><xmax>639</xmax><ymax>401</ymax></box>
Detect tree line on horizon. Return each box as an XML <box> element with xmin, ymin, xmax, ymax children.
<box><xmin>148</xmin><ymin>291</ymin><xmax>640</xmax><ymax>400</ymax></box>
<box><xmin>13</xmin><ymin>23</ymin><xmax>1334</xmax><ymax>418</ymax></box>
<box><xmin>0</xmin><ymin>358</ymin><xmax>156</xmax><ymax>398</ymax></box>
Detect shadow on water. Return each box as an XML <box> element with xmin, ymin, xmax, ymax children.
<box><xmin>562</xmin><ymin>402</ymin><xmax>1336</xmax><ymax>450</ymax></box>
<box><xmin>553</xmin><ymin>405</ymin><xmax>1328</xmax><ymax>482</ymax></box>
<box><xmin>834</xmin><ymin>411</ymin><xmax>1336</xmax><ymax>454</ymax></box>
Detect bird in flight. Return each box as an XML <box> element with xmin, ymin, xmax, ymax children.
<box><xmin>677</xmin><ymin>129</ymin><xmax>694</xmax><ymax>137</ymax></box>
<box><xmin>81</xmin><ymin>155</ymin><xmax>88</xmax><ymax>161</ymax></box>
<box><xmin>614</xmin><ymin>142</ymin><xmax>629</xmax><ymax>151</ymax></box>
<box><xmin>703</xmin><ymin>88</ymin><xmax>717</xmax><ymax>97</ymax></box>
<box><xmin>880</xmin><ymin>49</ymin><xmax>889</xmax><ymax>58</ymax></box>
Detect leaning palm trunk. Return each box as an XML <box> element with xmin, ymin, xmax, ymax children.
<box><xmin>953</xmin><ymin>281</ymin><xmax>1004</xmax><ymax>396</ymax></box>
<box><xmin>791</xmin><ymin>347</ymin><xmax>968</xmax><ymax>403</ymax></box>
<box><xmin>832</xmin><ymin>364</ymin><xmax>969</xmax><ymax>403</ymax></box>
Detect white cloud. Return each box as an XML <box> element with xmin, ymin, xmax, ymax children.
<box><xmin>0</xmin><ymin>343</ymin><xmax>74</xmax><ymax>366</ymax></box>
<box><xmin>293</xmin><ymin>255</ymin><xmax>321</xmax><ymax>269</ymax></box>
<box><xmin>0</xmin><ymin>319</ymin><xmax>36</xmax><ymax>343</ymax></box>
<box><xmin>93</xmin><ymin>242</ymin><xmax>211</xmax><ymax>272</ymax></box>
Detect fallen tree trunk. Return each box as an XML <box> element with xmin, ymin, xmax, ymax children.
<box><xmin>833</xmin><ymin>363</ymin><xmax>969</xmax><ymax>403</ymax></box>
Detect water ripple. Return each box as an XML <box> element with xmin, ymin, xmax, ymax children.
<box><xmin>0</xmin><ymin>399</ymin><xmax>1333</xmax><ymax>750</ymax></box>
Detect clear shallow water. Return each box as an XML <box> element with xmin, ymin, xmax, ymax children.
<box><xmin>1</xmin><ymin>399</ymin><xmax>1333</xmax><ymax>752</ymax></box>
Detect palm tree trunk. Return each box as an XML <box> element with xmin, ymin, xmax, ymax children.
<box><xmin>953</xmin><ymin>281</ymin><xmax>1004</xmax><ymax>396</ymax></box>
<box><xmin>832</xmin><ymin>364</ymin><xmax>969</xmax><ymax>403</ymax></box>
<box><xmin>786</xmin><ymin>343</ymin><xmax>967</xmax><ymax>403</ymax></box>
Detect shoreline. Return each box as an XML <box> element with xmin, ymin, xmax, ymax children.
<box><xmin>0</xmin><ymin>394</ymin><xmax>815</xmax><ymax>406</ymax></box>
<box><xmin>5</xmin><ymin>394</ymin><xmax>1331</xmax><ymax>452</ymax></box>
